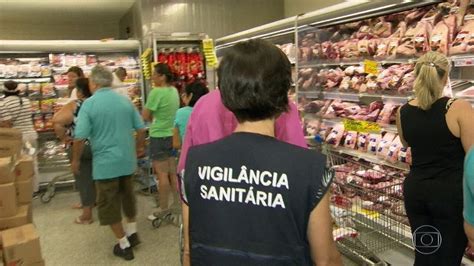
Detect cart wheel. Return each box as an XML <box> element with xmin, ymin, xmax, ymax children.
<box><xmin>40</xmin><ymin>192</ymin><xmax>52</xmax><ymax>203</ymax></box>
<box><xmin>152</xmin><ymin>218</ymin><xmax>162</xmax><ymax>228</ymax></box>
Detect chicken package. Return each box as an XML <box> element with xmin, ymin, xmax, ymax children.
<box><xmin>357</xmin><ymin>133</ymin><xmax>370</xmax><ymax>151</ymax></box>
<box><xmin>398</xmin><ymin>147</ymin><xmax>413</xmax><ymax>165</ymax></box>
<box><xmin>324</xmin><ymin>68</ymin><xmax>345</xmax><ymax>89</ymax></box>
<box><xmin>358</xmin><ymin>39</ymin><xmax>379</xmax><ymax>57</ymax></box>
<box><xmin>344</xmin><ymin>131</ymin><xmax>358</xmax><ymax>149</ymax></box>
<box><xmin>450</xmin><ymin>20</ymin><xmax>474</xmax><ymax>54</ymax></box>
<box><xmin>377</xmin><ymin>132</ymin><xmax>397</xmax><ymax>158</ymax></box>
<box><xmin>326</xmin><ymin>124</ymin><xmax>345</xmax><ymax>147</ymax></box>
<box><xmin>339</xmin><ymin>76</ymin><xmax>352</xmax><ymax>91</ymax></box>
<box><xmin>386</xmin><ymin>136</ymin><xmax>403</xmax><ymax>163</ymax></box>
<box><xmin>368</xmin><ymin>133</ymin><xmax>382</xmax><ymax>154</ymax></box>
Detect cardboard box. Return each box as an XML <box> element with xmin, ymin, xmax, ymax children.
<box><xmin>0</xmin><ymin>140</ymin><xmax>22</xmax><ymax>159</ymax></box>
<box><xmin>0</xmin><ymin>128</ymin><xmax>22</xmax><ymax>142</ymax></box>
<box><xmin>0</xmin><ymin>183</ymin><xmax>17</xmax><ymax>218</ymax></box>
<box><xmin>14</xmin><ymin>155</ymin><xmax>34</xmax><ymax>182</ymax></box>
<box><xmin>0</xmin><ymin>205</ymin><xmax>30</xmax><ymax>231</ymax></box>
<box><xmin>2</xmin><ymin>224</ymin><xmax>42</xmax><ymax>266</ymax></box>
<box><xmin>15</xmin><ymin>178</ymin><xmax>33</xmax><ymax>204</ymax></box>
<box><xmin>0</xmin><ymin>157</ymin><xmax>15</xmax><ymax>184</ymax></box>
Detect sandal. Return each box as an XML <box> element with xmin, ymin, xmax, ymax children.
<box><xmin>71</xmin><ymin>203</ymin><xmax>82</xmax><ymax>209</ymax></box>
<box><xmin>74</xmin><ymin>216</ymin><xmax>93</xmax><ymax>225</ymax></box>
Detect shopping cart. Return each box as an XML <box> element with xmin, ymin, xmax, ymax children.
<box><xmin>327</xmin><ymin>148</ymin><xmax>412</xmax><ymax>265</ymax></box>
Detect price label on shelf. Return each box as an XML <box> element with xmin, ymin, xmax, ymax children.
<box><xmin>364</xmin><ymin>60</ymin><xmax>379</xmax><ymax>75</ymax></box>
<box><xmin>343</xmin><ymin>119</ymin><xmax>381</xmax><ymax>133</ymax></box>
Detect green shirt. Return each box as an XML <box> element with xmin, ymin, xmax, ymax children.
<box><xmin>464</xmin><ymin>148</ymin><xmax>474</xmax><ymax>226</ymax></box>
<box><xmin>145</xmin><ymin>87</ymin><xmax>179</xmax><ymax>138</ymax></box>
<box><xmin>174</xmin><ymin>106</ymin><xmax>193</xmax><ymax>142</ymax></box>
<box><xmin>74</xmin><ymin>88</ymin><xmax>145</xmax><ymax>180</ymax></box>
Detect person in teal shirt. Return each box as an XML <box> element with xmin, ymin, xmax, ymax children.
<box><xmin>464</xmin><ymin>148</ymin><xmax>474</xmax><ymax>249</ymax></box>
<box><xmin>142</xmin><ymin>63</ymin><xmax>180</xmax><ymax>221</ymax></box>
<box><xmin>173</xmin><ymin>81</ymin><xmax>209</xmax><ymax>147</ymax></box>
<box><xmin>73</xmin><ymin>65</ymin><xmax>146</xmax><ymax>261</ymax></box>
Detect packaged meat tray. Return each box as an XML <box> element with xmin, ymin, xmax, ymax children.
<box><xmin>455</xmin><ymin>86</ymin><xmax>474</xmax><ymax>98</ymax></box>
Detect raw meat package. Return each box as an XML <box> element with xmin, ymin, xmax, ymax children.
<box><xmin>333</xmin><ymin>227</ymin><xmax>358</xmax><ymax>241</ymax></box>
<box><xmin>385</xmin><ymin>136</ymin><xmax>403</xmax><ymax>162</ymax></box>
<box><xmin>377</xmin><ymin>132</ymin><xmax>397</xmax><ymax>157</ymax></box>
<box><xmin>343</xmin><ymin>131</ymin><xmax>358</xmax><ymax>149</ymax></box>
<box><xmin>326</xmin><ymin>124</ymin><xmax>345</xmax><ymax>147</ymax></box>
<box><xmin>430</xmin><ymin>14</ymin><xmax>456</xmax><ymax>55</ymax></box>
<box><xmin>357</xmin><ymin>133</ymin><xmax>369</xmax><ymax>151</ymax></box>
<box><xmin>377</xmin><ymin>104</ymin><xmax>398</xmax><ymax>124</ymax></box>
<box><xmin>450</xmin><ymin>20</ymin><xmax>474</xmax><ymax>54</ymax></box>
<box><xmin>317</xmin><ymin>124</ymin><xmax>332</xmax><ymax>142</ymax></box>
<box><xmin>398</xmin><ymin>147</ymin><xmax>412</xmax><ymax>165</ymax></box>
<box><xmin>367</xmin><ymin>133</ymin><xmax>382</xmax><ymax>154</ymax></box>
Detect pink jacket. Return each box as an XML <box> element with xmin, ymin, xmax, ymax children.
<box><xmin>177</xmin><ymin>90</ymin><xmax>307</xmax><ymax>173</ymax></box>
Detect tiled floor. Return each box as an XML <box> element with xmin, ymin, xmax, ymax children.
<box><xmin>33</xmin><ymin>189</ymin><xmax>418</xmax><ymax>265</ymax></box>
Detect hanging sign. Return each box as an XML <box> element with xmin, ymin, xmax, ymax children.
<box><xmin>140</xmin><ymin>48</ymin><xmax>153</xmax><ymax>80</ymax></box>
<box><xmin>364</xmin><ymin>60</ymin><xmax>379</xmax><ymax>75</ymax></box>
<box><xmin>202</xmin><ymin>38</ymin><xmax>218</xmax><ymax>68</ymax></box>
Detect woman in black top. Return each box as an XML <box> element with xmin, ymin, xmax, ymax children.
<box><xmin>396</xmin><ymin>51</ymin><xmax>474</xmax><ymax>265</ymax></box>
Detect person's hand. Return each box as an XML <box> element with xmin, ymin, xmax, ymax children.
<box><xmin>71</xmin><ymin>160</ymin><xmax>80</xmax><ymax>176</ymax></box>
<box><xmin>136</xmin><ymin>146</ymin><xmax>146</xmax><ymax>158</ymax></box>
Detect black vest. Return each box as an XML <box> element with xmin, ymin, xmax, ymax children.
<box><xmin>184</xmin><ymin>132</ymin><xmax>330</xmax><ymax>266</ymax></box>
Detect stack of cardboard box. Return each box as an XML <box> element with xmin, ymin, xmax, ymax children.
<box><xmin>0</xmin><ymin>128</ymin><xmax>44</xmax><ymax>266</ymax></box>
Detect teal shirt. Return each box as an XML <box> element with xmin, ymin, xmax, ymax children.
<box><xmin>464</xmin><ymin>148</ymin><xmax>474</xmax><ymax>226</ymax></box>
<box><xmin>174</xmin><ymin>106</ymin><xmax>193</xmax><ymax>142</ymax></box>
<box><xmin>74</xmin><ymin>88</ymin><xmax>145</xmax><ymax>180</ymax></box>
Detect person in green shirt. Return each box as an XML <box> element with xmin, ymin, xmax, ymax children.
<box><xmin>173</xmin><ymin>81</ymin><xmax>209</xmax><ymax>149</ymax></box>
<box><xmin>142</xmin><ymin>63</ymin><xmax>180</xmax><ymax>221</ymax></box>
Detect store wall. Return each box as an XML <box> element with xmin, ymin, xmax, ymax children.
<box><xmin>284</xmin><ymin>0</ymin><xmax>345</xmax><ymax>17</ymax></box>
<box><xmin>119</xmin><ymin>0</ymin><xmax>143</xmax><ymax>39</ymax></box>
<box><xmin>0</xmin><ymin>21</ymin><xmax>119</xmax><ymax>40</ymax></box>
<box><xmin>139</xmin><ymin>0</ymin><xmax>284</xmax><ymax>39</ymax></box>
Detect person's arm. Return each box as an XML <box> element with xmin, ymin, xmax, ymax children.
<box><xmin>52</xmin><ymin>102</ymin><xmax>75</xmax><ymax>144</ymax></box>
<box><xmin>456</xmin><ymin>100</ymin><xmax>474</xmax><ymax>152</ymax></box>
<box><xmin>275</xmin><ymin>101</ymin><xmax>307</xmax><ymax>148</ymax></box>
<box><xmin>173</xmin><ymin>127</ymin><xmax>181</xmax><ymax>149</ymax></box>
<box><xmin>465</xmin><ymin>222</ymin><xmax>474</xmax><ymax>249</ymax></box>
<box><xmin>396</xmin><ymin>107</ymin><xmax>408</xmax><ymax>147</ymax></box>
<box><xmin>307</xmin><ymin>192</ymin><xmax>342</xmax><ymax>266</ymax></box>
<box><xmin>142</xmin><ymin>89</ymin><xmax>159</xmax><ymax>122</ymax></box>
<box><xmin>142</xmin><ymin>108</ymin><xmax>153</xmax><ymax>122</ymax></box>
<box><xmin>132</xmin><ymin>108</ymin><xmax>147</xmax><ymax>157</ymax></box>
<box><xmin>182</xmin><ymin>202</ymin><xmax>190</xmax><ymax>266</ymax></box>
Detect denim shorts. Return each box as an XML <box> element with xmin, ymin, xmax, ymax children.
<box><xmin>150</xmin><ymin>137</ymin><xmax>174</xmax><ymax>161</ymax></box>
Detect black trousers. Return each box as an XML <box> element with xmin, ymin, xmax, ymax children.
<box><xmin>403</xmin><ymin>177</ymin><xmax>467</xmax><ymax>266</ymax></box>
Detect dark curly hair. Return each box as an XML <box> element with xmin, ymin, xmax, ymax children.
<box><xmin>184</xmin><ymin>81</ymin><xmax>209</xmax><ymax>107</ymax></box>
<box><xmin>218</xmin><ymin>39</ymin><xmax>291</xmax><ymax>123</ymax></box>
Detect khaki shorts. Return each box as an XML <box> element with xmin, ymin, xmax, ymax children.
<box><xmin>95</xmin><ymin>175</ymin><xmax>136</xmax><ymax>225</ymax></box>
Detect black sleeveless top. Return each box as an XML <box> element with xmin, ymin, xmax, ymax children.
<box><xmin>183</xmin><ymin>132</ymin><xmax>332</xmax><ymax>266</ymax></box>
<box><xmin>400</xmin><ymin>97</ymin><xmax>465</xmax><ymax>181</ymax></box>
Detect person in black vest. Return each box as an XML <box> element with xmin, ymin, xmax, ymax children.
<box><xmin>180</xmin><ymin>39</ymin><xmax>341</xmax><ymax>266</ymax></box>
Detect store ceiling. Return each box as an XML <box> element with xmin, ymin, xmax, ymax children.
<box><xmin>0</xmin><ymin>0</ymin><xmax>136</xmax><ymax>23</ymax></box>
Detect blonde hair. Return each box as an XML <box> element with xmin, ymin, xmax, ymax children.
<box><xmin>413</xmin><ymin>51</ymin><xmax>450</xmax><ymax>110</ymax></box>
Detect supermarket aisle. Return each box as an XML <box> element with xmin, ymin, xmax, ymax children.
<box><xmin>33</xmin><ymin>191</ymin><xmax>180</xmax><ymax>265</ymax></box>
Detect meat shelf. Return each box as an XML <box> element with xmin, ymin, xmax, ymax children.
<box><xmin>298</xmin><ymin>90</ymin><xmax>411</xmax><ymax>104</ymax></box>
<box><xmin>317</xmin><ymin>117</ymin><xmax>398</xmax><ymax>133</ymax></box>
<box><xmin>298</xmin><ymin>58</ymin><xmax>416</xmax><ymax>69</ymax></box>
<box><xmin>328</xmin><ymin>146</ymin><xmax>409</xmax><ymax>172</ymax></box>
<box><xmin>0</xmin><ymin>77</ymin><xmax>52</xmax><ymax>83</ymax></box>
